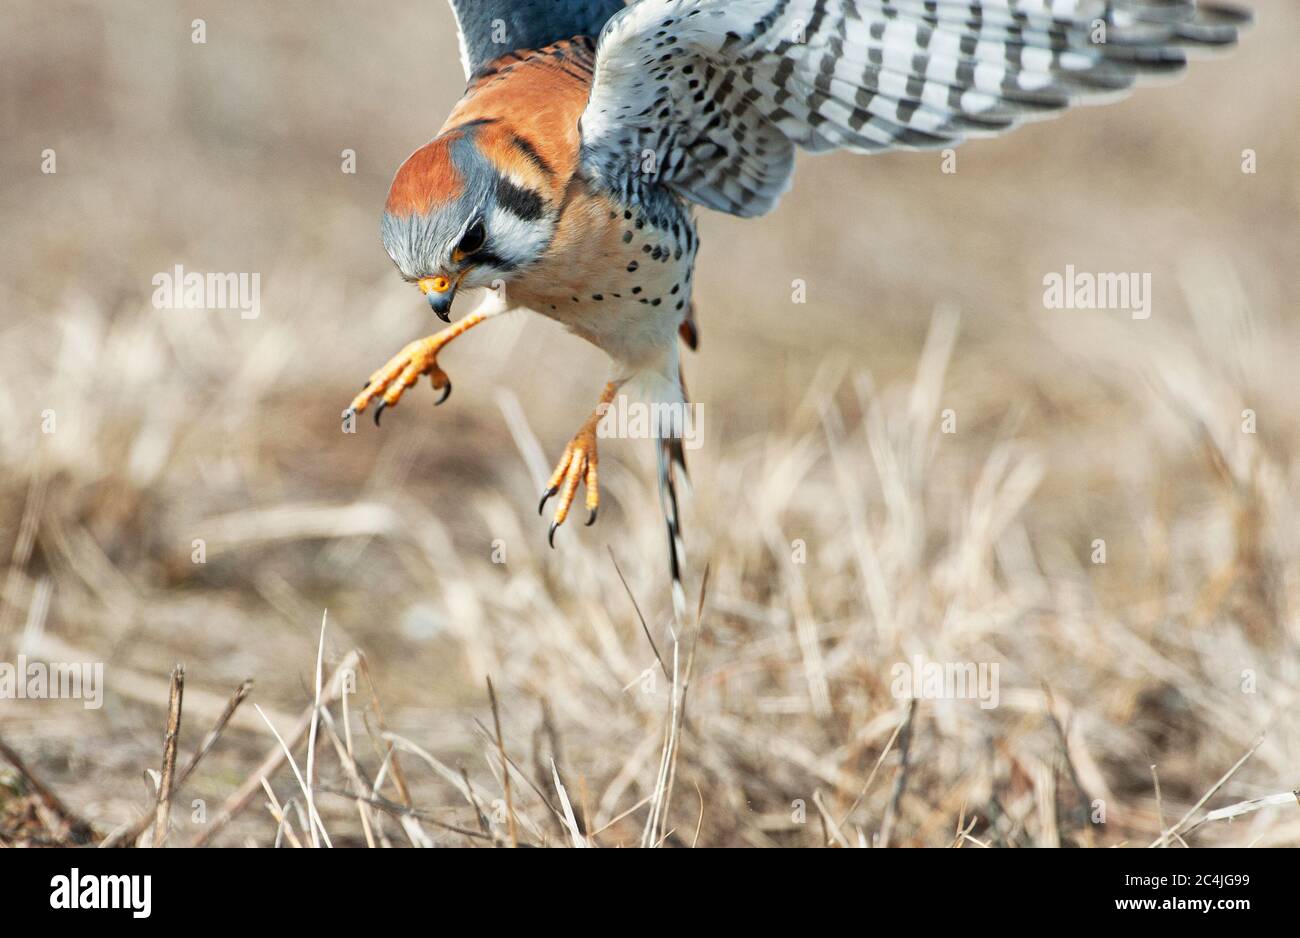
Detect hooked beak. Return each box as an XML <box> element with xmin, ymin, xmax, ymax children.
<box><xmin>418</xmin><ymin>275</ymin><xmax>456</xmax><ymax>322</ymax></box>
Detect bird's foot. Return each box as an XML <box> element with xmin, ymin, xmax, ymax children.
<box><xmin>346</xmin><ymin>336</ymin><xmax>451</xmax><ymax>425</ymax></box>
<box><xmin>539</xmin><ymin>382</ymin><xmax>620</xmax><ymax>546</ymax></box>
<box><xmin>345</xmin><ymin>311</ymin><xmax>500</xmax><ymax>425</ymax></box>
<box><xmin>538</xmin><ymin>420</ymin><xmax>601</xmax><ymax>547</ymax></box>
<box><xmin>345</xmin><ymin>310</ymin><xmax>497</xmax><ymax>425</ymax></box>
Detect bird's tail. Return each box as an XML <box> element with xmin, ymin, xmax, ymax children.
<box><xmin>656</xmin><ymin>430</ymin><xmax>689</xmax><ymax>627</ymax></box>
<box><xmin>654</xmin><ymin>352</ymin><xmax>696</xmax><ymax>626</ymax></box>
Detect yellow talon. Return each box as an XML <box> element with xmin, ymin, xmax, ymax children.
<box><xmin>542</xmin><ymin>382</ymin><xmax>619</xmax><ymax>546</ymax></box>
<box><xmin>346</xmin><ymin>310</ymin><xmax>492</xmax><ymax>424</ymax></box>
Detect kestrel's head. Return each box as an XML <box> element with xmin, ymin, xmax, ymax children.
<box><xmin>380</xmin><ymin>121</ymin><xmax>556</xmax><ymax>321</ymax></box>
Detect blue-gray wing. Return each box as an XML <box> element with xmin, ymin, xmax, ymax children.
<box><xmin>447</xmin><ymin>0</ymin><xmax>626</xmax><ymax>79</ymax></box>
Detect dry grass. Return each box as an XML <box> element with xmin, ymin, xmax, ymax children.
<box><xmin>1</xmin><ymin>0</ymin><xmax>1298</xmax><ymax>847</ymax></box>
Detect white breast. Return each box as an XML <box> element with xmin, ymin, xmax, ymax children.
<box><xmin>509</xmin><ymin>192</ymin><xmax>698</xmax><ymax>371</ymax></box>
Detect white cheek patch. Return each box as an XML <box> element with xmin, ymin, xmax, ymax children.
<box><xmin>487</xmin><ymin>204</ymin><xmax>551</xmax><ymax>268</ymax></box>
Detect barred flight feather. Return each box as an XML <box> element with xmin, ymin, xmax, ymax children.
<box><xmin>579</xmin><ymin>0</ymin><xmax>1249</xmax><ymax>217</ymax></box>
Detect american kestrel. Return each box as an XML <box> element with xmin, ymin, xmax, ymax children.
<box><xmin>345</xmin><ymin>0</ymin><xmax>1245</xmax><ymax>567</ymax></box>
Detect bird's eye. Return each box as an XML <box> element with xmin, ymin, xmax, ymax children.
<box><xmin>457</xmin><ymin>219</ymin><xmax>486</xmax><ymax>257</ymax></box>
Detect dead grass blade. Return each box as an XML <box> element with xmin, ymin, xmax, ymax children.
<box><xmin>190</xmin><ymin>649</ymin><xmax>358</xmax><ymax>847</ymax></box>
<box><xmin>1149</xmin><ymin>737</ymin><xmax>1265</xmax><ymax>848</ymax></box>
<box><xmin>150</xmin><ymin>664</ymin><xmax>184</xmax><ymax>848</ymax></box>
<box><xmin>878</xmin><ymin>699</ymin><xmax>917</xmax><ymax>848</ymax></box>
<box><xmin>254</xmin><ymin>703</ymin><xmax>332</xmax><ymax>847</ymax></box>
<box><xmin>486</xmin><ymin>676</ymin><xmax>518</xmax><ymax>847</ymax></box>
<box><xmin>101</xmin><ymin>678</ymin><xmax>252</xmax><ymax>848</ymax></box>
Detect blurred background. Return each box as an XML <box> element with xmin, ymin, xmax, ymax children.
<box><xmin>1</xmin><ymin>0</ymin><xmax>1297</xmax><ymax>847</ymax></box>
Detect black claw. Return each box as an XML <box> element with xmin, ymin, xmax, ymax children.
<box><xmin>374</xmin><ymin>401</ymin><xmax>387</xmax><ymax>426</ymax></box>
<box><xmin>585</xmin><ymin>507</ymin><xmax>598</xmax><ymax>527</ymax></box>
<box><xmin>435</xmin><ymin>380</ymin><xmax>452</xmax><ymax>406</ymax></box>
<box><xmin>361</xmin><ymin>380</ymin><xmax>370</xmax><ymax>390</ymax></box>
<box><xmin>538</xmin><ymin>486</ymin><xmax>558</xmax><ymax>515</ymax></box>
<box><xmin>548</xmin><ymin>522</ymin><xmax>558</xmax><ymax>548</ymax></box>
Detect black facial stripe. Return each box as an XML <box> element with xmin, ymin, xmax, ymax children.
<box><xmin>494</xmin><ymin>176</ymin><xmax>545</xmax><ymax>222</ymax></box>
<box><xmin>510</xmin><ymin>133</ymin><xmax>555</xmax><ymax>179</ymax></box>
<box><xmin>473</xmin><ymin>249</ymin><xmax>517</xmax><ymax>272</ymax></box>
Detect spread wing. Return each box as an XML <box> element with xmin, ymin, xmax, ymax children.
<box><xmin>578</xmin><ymin>0</ymin><xmax>1249</xmax><ymax>218</ymax></box>
<box><xmin>446</xmin><ymin>0</ymin><xmax>627</xmax><ymax>80</ymax></box>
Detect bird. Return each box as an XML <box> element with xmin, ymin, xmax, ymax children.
<box><xmin>345</xmin><ymin>0</ymin><xmax>1247</xmax><ymax>596</ymax></box>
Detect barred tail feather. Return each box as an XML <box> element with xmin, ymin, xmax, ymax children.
<box><xmin>657</xmin><ymin>434</ymin><xmax>689</xmax><ymax>626</ymax></box>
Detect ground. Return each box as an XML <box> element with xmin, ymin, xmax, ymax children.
<box><xmin>0</xmin><ymin>0</ymin><xmax>1297</xmax><ymax>847</ymax></box>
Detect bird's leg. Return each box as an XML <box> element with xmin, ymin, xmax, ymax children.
<box><xmin>539</xmin><ymin>380</ymin><xmax>620</xmax><ymax>546</ymax></box>
<box><xmin>346</xmin><ymin>310</ymin><xmax>498</xmax><ymax>425</ymax></box>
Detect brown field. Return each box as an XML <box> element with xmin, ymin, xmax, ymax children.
<box><xmin>1</xmin><ymin>0</ymin><xmax>1297</xmax><ymax>847</ymax></box>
